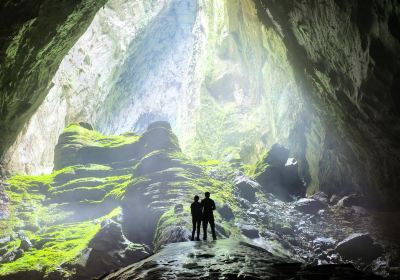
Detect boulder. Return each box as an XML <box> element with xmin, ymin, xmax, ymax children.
<box><xmin>313</xmin><ymin>237</ymin><xmax>336</xmax><ymax>250</ymax></box>
<box><xmin>240</xmin><ymin>225</ymin><xmax>260</xmax><ymax>238</ymax></box>
<box><xmin>311</xmin><ymin>192</ymin><xmax>329</xmax><ymax>204</ymax></box>
<box><xmin>336</xmin><ymin>194</ymin><xmax>365</xmax><ymax>208</ymax></box>
<box><xmin>53</xmin><ymin>124</ymin><xmax>142</xmax><ymax>169</ymax></box>
<box><xmin>274</xmin><ymin>223</ymin><xmax>293</xmax><ymax>235</ymax></box>
<box><xmin>74</xmin><ymin>219</ymin><xmax>150</xmax><ymax>278</ymax></box>
<box><xmin>335</xmin><ymin>233</ymin><xmax>382</xmax><ymax>262</ymax></box>
<box><xmin>154</xmin><ymin>226</ymin><xmax>191</xmax><ymax>250</ymax></box>
<box><xmin>18</xmin><ymin>235</ymin><xmax>32</xmax><ymax>251</ymax></box>
<box><xmin>174</xmin><ymin>204</ymin><xmax>183</xmax><ymax>213</ymax></box>
<box><xmin>294</xmin><ymin>198</ymin><xmax>327</xmax><ymax>214</ymax></box>
<box><xmin>217</xmin><ymin>204</ymin><xmax>234</xmax><ymax>221</ymax></box>
<box><xmin>139</xmin><ymin>122</ymin><xmax>180</xmax><ymax>155</ymax></box>
<box><xmin>255</xmin><ymin>166</ymin><xmax>285</xmax><ymax>199</ymax></box>
<box><xmin>53</xmin><ymin>121</ymin><xmax>179</xmax><ymax>170</ymax></box>
<box><xmin>234</xmin><ymin>179</ymin><xmax>257</xmax><ymax>203</ymax></box>
<box><xmin>263</xmin><ymin>144</ymin><xmax>290</xmax><ymax>168</ymax></box>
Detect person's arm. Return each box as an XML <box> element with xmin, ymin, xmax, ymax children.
<box><xmin>212</xmin><ymin>200</ymin><xmax>216</xmax><ymax>210</ymax></box>
<box><xmin>190</xmin><ymin>203</ymin><xmax>194</xmax><ymax>215</ymax></box>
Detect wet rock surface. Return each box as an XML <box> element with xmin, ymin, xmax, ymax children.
<box><xmin>0</xmin><ymin>0</ymin><xmax>400</xmax><ymax>279</ymax></box>
<box><xmin>1</xmin><ymin>123</ymin><xmax>400</xmax><ymax>279</ymax></box>
<box><xmin>73</xmin><ymin>219</ymin><xmax>150</xmax><ymax>279</ymax></box>
<box><xmin>293</xmin><ymin>198</ymin><xmax>327</xmax><ymax>214</ymax></box>
<box><xmin>335</xmin><ymin>233</ymin><xmax>383</xmax><ymax>262</ymax></box>
<box><xmin>0</xmin><ymin>0</ymin><xmax>108</xmax><ymax>157</ymax></box>
<box><xmin>101</xmin><ymin>239</ymin><xmax>381</xmax><ymax>280</ymax></box>
<box><xmin>253</xmin><ymin>0</ymin><xmax>400</xmax><ymax>208</ymax></box>
<box><xmin>232</xmin><ymin>173</ymin><xmax>400</xmax><ymax>278</ymax></box>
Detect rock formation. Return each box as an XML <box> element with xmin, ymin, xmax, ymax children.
<box><xmin>1</xmin><ymin>123</ymin><xmax>399</xmax><ymax>279</ymax></box>
<box><xmin>1</xmin><ymin>0</ymin><xmax>400</xmax><ymax>279</ymax></box>
<box><xmin>101</xmin><ymin>239</ymin><xmax>382</xmax><ymax>280</ymax></box>
<box><xmin>0</xmin><ymin>0</ymin><xmax>108</xmax><ymax>158</ymax></box>
<box><xmin>2</xmin><ymin>0</ymin><xmax>399</xmax><ymax>211</ymax></box>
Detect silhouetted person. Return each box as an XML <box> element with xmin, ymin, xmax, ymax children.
<box><xmin>201</xmin><ymin>192</ymin><xmax>216</xmax><ymax>240</ymax></box>
<box><xmin>191</xmin><ymin>195</ymin><xmax>202</xmax><ymax>241</ymax></box>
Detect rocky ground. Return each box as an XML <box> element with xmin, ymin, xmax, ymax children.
<box><xmin>101</xmin><ymin>239</ymin><xmax>382</xmax><ymax>280</ymax></box>
<box><xmin>232</xmin><ymin>174</ymin><xmax>400</xmax><ymax>278</ymax></box>
<box><xmin>0</xmin><ymin>122</ymin><xmax>399</xmax><ymax>279</ymax></box>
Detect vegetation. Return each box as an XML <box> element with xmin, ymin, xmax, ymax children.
<box><xmin>0</xmin><ymin>123</ymin><xmax>242</xmax><ymax>279</ymax></box>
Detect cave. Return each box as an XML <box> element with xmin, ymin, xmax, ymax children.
<box><xmin>0</xmin><ymin>0</ymin><xmax>400</xmax><ymax>279</ymax></box>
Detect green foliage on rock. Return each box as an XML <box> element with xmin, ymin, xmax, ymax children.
<box><xmin>54</xmin><ymin>124</ymin><xmax>141</xmax><ymax>169</ymax></box>
<box><xmin>0</xmin><ymin>0</ymin><xmax>108</xmax><ymax>158</ymax></box>
<box><xmin>1</xmin><ymin>122</ymin><xmax>244</xmax><ymax>279</ymax></box>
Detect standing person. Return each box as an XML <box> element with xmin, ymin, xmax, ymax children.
<box><xmin>190</xmin><ymin>195</ymin><xmax>202</xmax><ymax>241</ymax></box>
<box><xmin>201</xmin><ymin>192</ymin><xmax>217</xmax><ymax>241</ymax></box>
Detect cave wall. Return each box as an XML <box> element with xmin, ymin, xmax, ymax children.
<box><xmin>1</xmin><ymin>0</ymin><xmax>399</xmax><ymax>207</ymax></box>
<box><xmin>187</xmin><ymin>0</ymin><xmax>308</xmax><ymax>164</ymax></box>
<box><xmin>3</xmin><ymin>0</ymin><xmax>168</xmax><ymax>174</ymax></box>
<box><xmin>0</xmin><ymin>0</ymin><xmax>108</xmax><ymax>158</ymax></box>
<box><xmin>5</xmin><ymin>0</ymin><xmax>309</xmax><ymax>173</ymax></box>
<box><xmin>253</xmin><ymin>0</ymin><xmax>400</xmax><ymax>207</ymax></box>
<box><xmin>96</xmin><ymin>0</ymin><xmax>204</xmax><ymax>140</ymax></box>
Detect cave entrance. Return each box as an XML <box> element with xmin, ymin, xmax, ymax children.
<box><xmin>5</xmin><ymin>0</ymin><xmax>307</xmax><ymax>178</ymax></box>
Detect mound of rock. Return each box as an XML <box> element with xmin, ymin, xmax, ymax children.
<box><xmin>0</xmin><ymin>122</ymin><xmax>235</xmax><ymax>279</ymax></box>
<box><xmin>335</xmin><ymin>233</ymin><xmax>383</xmax><ymax>262</ymax></box>
<box><xmin>294</xmin><ymin>198</ymin><xmax>327</xmax><ymax>214</ymax></box>
<box><xmin>101</xmin><ymin>239</ymin><xmax>382</xmax><ymax>280</ymax></box>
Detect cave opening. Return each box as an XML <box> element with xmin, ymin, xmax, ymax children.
<box><xmin>4</xmin><ymin>0</ymin><xmax>306</xmax><ymax>178</ymax></box>
<box><xmin>1</xmin><ymin>0</ymin><xmax>400</xmax><ymax>279</ymax></box>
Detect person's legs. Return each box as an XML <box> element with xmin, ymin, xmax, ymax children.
<box><xmin>191</xmin><ymin>217</ymin><xmax>196</xmax><ymax>241</ymax></box>
<box><xmin>202</xmin><ymin>219</ymin><xmax>208</xmax><ymax>240</ymax></box>
<box><xmin>210</xmin><ymin>218</ymin><xmax>216</xmax><ymax>240</ymax></box>
<box><xmin>195</xmin><ymin>219</ymin><xmax>201</xmax><ymax>240</ymax></box>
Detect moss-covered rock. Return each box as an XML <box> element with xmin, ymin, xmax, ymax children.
<box><xmin>0</xmin><ymin>0</ymin><xmax>108</xmax><ymax>158</ymax></box>
<box><xmin>53</xmin><ymin>124</ymin><xmax>141</xmax><ymax>169</ymax></box>
<box><xmin>252</xmin><ymin>0</ymin><xmax>400</xmax><ymax>208</ymax></box>
<box><xmin>0</xmin><ymin>122</ymin><xmax>241</xmax><ymax>278</ymax></box>
<box><xmin>2</xmin><ymin>121</ymin><xmax>398</xmax><ymax>278</ymax></box>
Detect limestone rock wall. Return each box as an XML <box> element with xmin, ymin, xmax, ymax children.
<box><xmin>3</xmin><ymin>0</ymin><xmax>168</xmax><ymax>174</ymax></box>
<box><xmin>2</xmin><ymin>0</ymin><xmax>400</xmax><ymax>207</ymax></box>
<box><xmin>253</xmin><ymin>0</ymin><xmax>400</xmax><ymax>207</ymax></box>
<box><xmin>96</xmin><ymin>0</ymin><xmax>205</xmax><ymax>141</ymax></box>
<box><xmin>0</xmin><ymin>0</ymin><xmax>108</xmax><ymax>158</ymax></box>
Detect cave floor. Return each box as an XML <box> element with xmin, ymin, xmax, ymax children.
<box><xmin>101</xmin><ymin>238</ymin><xmax>382</xmax><ymax>280</ymax></box>
<box><xmin>1</xmin><ymin>123</ymin><xmax>400</xmax><ymax>279</ymax></box>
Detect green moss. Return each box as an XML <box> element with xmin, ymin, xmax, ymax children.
<box><xmin>253</xmin><ymin>150</ymin><xmax>269</xmax><ymax>175</ymax></box>
<box><xmin>62</xmin><ymin>124</ymin><xmax>140</xmax><ymax>148</ymax></box>
<box><xmin>2</xmin><ymin>121</ymin><xmax>248</xmax><ymax>277</ymax></box>
<box><xmin>0</xmin><ymin>208</ymin><xmax>121</xmax><ymax>277</ymax></box>
<box><xmin>54</xmin><ymin>124</ymin><xmax>143</xmax><ymax>169</ymax></box>
<box><xmin>2</xmin><ymin>175</ymin><xmax>53</xmax><ymax>237</ymax></box>
<box><xmin>0</xmin><ymin>222</ymin><xmax>99</xmax><ymax>277</ymax></box>
<box><xmin>7</xmin><ymin>174</ymin><xmax>52</xmax><ymax>193</ymax></box>
<box><xmin>196</xmin><ymin>159</ymin><xmax>221</xmax><ymax>166</ymax></box>
<box><xmin>105</xmin><ymin>176</ymin><xmax>135</xmax><ymax>201</ymax></box>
